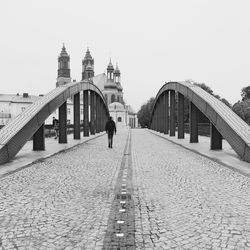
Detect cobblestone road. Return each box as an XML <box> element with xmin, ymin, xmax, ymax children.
<box><xmin>0</xmin><ymin>130</ymin><xmax>128</xmax><ymax>250</ymax></box>
<box><xmin>132</xmin><ymin>130</ymin><xmax>250</xmax><ymax>249</ymax></box>
<box><xmin>1</xmin><ymin>129</ymin><xmax>250</xmax><ymax>250</ymax></box>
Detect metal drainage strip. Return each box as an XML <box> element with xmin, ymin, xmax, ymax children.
<box><xmin>102</xmin><ymin>131</ymin><xmax>136</xmax><ymax>249</ymax></box>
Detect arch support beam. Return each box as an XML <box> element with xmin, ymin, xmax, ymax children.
<box><xmin>164</xmin><ymin>91</ymin><xmax>169</xmax><ymax>134</ymax></box>
<box><xmin>178</xmin><ymin>93</ymin><xmax>184</xmax><ymax>139</ymax></box>
<box><xmin>210</xmin><ymin>123</ymin><xmax>222</xmax><ymax>150</ymax></box>
<box><xmin>83</xmin><ymin>90</ymin><xmax>89</xmax><ymax>137</ymax></box>
<box><xmin>169</xmin><ymin>90</ymin><xmax>176</xmax><ymax>136</ymax></box>
<box><xmin>33</xmin><ymin>123</ymin><xmax>45</xmax><ymax>150</ymax></box>
<box><xmin>90</xmin><ymin>91</ymin><xmax>95</xmax><ymax>135</ymax></box>
<box><xmin>59</xmin><ymin>101</ymin><xmax>67</xmax><ymax>143</ymax></box>
<box><xmin>190</xmin><ymin>102</ymin><xmax>198</xmax><ymax>143</ymax></box>
<box><xmin>73</xmin><ymin>92</ymin><xmax>80</xmax><ymax>139</ymax></box>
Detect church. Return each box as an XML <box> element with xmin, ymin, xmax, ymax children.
<box><xmin>56</xmin><ymin>45</ymin><xmax>138</xmax><ymax>128</ymax></box>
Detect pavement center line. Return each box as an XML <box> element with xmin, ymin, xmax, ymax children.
<box><xmin>102</xmin><ymin>129</ymin><xmax>136</xmax><ymax>249</ymax></box>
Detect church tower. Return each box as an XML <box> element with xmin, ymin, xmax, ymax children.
<box><xmin>107</xmin><ymin>59</ymin><xmax>114</xmax><ymax>81</ymax></box>
<box><xmin>82</xmin><ymin>48</ymin><xmax>94</xmax><ymax>80</ymax></box>
<box><xmin>56</xmin><ymin>44</ymin><xmax>71</xmax><ymax>87</ymax></box>
<box><xmin>114</xmin><ymin>64</ymin><xmax>123</xmax><ymax>104</ymax></box>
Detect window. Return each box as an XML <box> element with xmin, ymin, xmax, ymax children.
<box><xmin>21</xmin><ymin>107</ymin><xmax>25</xmax><ymax>112</ymax></box>
<box><xmin>80</xmin><ymin>109</ymin><xmax>83</xmax><ymax>115</ymax></box>
<box><xmin>67</xmin><ymin>120</ymin><xmax>70</xmax><ymax>125</ymax></box>
<box><xmin>67</xmin><ymin>108</ymin><xmax>70</xmax><ymax>115</ymax></box>
<box><xmin>118</xmin><ymin>117</ymin><xmax>122</xmax><ymax>122</ymax></box>
<box><xmin>111</xmin><ymin>94</ymin><xmax>115</xmax><ymax>103</ymax></box>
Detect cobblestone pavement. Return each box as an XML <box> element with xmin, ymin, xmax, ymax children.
<box><xmin>132</xmin><ymin>130</ymin><xmax>250</xmax><ymax>249</ymax></box>
<box><xmin>1</xmin><ymin>129</ymin><xmax>250</xmax><ymax>250</ymax></box>
<box><xmin>0</xmin><ymin>130</ymin><xmax>128</xmax><ymax>250</ymax></box>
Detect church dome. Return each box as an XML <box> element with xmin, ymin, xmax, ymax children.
<box><xmin>108</xmin><ymin>102</ymin><xmax>125</xmax><ymax>111</ymax></box>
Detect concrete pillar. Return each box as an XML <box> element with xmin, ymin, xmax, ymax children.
<box><xmin>73</xmin><ymin>92</ymin><xmax>80</xmax><ymax>139</ymax></box>
<box><xmin>190</xmin><ymin>102</ymin><xmax>198</xmax><ymax>143</ymax></box>
<box><xmin>83</xmin><ymin>90</ymin><xmax>89</xmax><ymax>137</ymax></box>
<box><xmin>210</xmin><ymin>123</ymin><xmax>222</xmax><ymax>150</ymax></box>
<box><xmin>90</xmin><ymin>91</ymin><xmax>95</xmax><ymax>135</ymax></box>
<box><xmin>169</xmin><ymin>90</ymin><xmax>175</xmax><ymax>136</ymax></box>
<box><xmin>59</xmin><ymin>101</ymin><xmax>67</xmax><ymax>143</ymax></box>
<box><xmin>33</xmin><ymin>123</ymin><xmax>45</xmax><ymax>150</ymax></box>
<box><xmin>178</xmin><ymin>92</ymin><xmax>184</xmax><ymax>139</ymax></box>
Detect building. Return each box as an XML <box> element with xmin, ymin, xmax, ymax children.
<box><xmin>0</xmin><ymin>46</ymin><xmax>138</xmax><ymax>128</ymax></box>
<box><xmin>0</xmin><ymin>93</ymin><xmax>41</xmax><ymax>126</ymax></box>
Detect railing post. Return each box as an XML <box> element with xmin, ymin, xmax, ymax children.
<box><xmin>210</xmin><ymin>123</ymin><xmax>222</xmax><ymax>150</ymax></box>
<box><xmin>83</xmin><ymin>90</ymin><xmax>89</xmax><ymax>137</ymax></box>
<box><xmin>33</xmin><ymin>123</ymin><xmax>45</xmax><ymax>150</ymax></box>
<box><xmin>90</xmin><ymin>91</ymin><xmax>95</xmax><ymax>135</ymax></box>
<box><xmin>59</xmin><ymin>101</ymin><xmax>67</xmax><ymax>143</ymax></box>
<box><xmin>169</xmin><ymin>90</ymin><xmax>176</xmax><ymax>136</ymax></box>
<box><xmin>190</xmin><ymin>102</ymin><xmax>198</xmax><ymax>143</ymax></box>
<box><xmin>73</xmin><ymin>92</ymin><xmax>80</xmax><ymax>139</ymax></box>
<box><xmin>178</xmin><ymin>92</ymin><xmax>184</xmax><ymax>139</ymax></box>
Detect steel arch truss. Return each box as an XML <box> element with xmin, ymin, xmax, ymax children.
<box><xmin>150</xmin><ymin>81</ymin><xmax>250</xmax><ymax>163</ymax></box>
<box><xmin>0</xmin><ymin>80</ymin><xmax>109</xmax><ymax>164</ymax></box>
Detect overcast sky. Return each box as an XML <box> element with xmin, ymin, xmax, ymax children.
<box><xmin>0</xmin><ymin>0</ymin><xmax>250</xmax><ymax>111</ymax></box>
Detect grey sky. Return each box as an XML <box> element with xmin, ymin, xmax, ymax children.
<box><xmin>1</xmin><ymin>0</ymin><xmax>250</xmax><ymax>111</ymax></box>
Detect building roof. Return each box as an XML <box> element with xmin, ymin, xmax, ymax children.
<box><xmin>0</xmin><ymin>94</ymin><xmax>41</xmax><ymax>103</ymax></box>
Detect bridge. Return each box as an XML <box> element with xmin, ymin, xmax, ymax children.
<box><xmin>0</xmin><ymin>80</ymin><xmax>250</xmax><ymax>249</ymax></box>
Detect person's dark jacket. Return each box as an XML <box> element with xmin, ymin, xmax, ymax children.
<box><xmin>105</xmin><ymin>120</ymin><xmax>116</xmax><ymax>134</ymax></box>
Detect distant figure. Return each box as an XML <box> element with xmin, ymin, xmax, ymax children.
<box><xmin>52</xmin><ymin>117</ymin><xmax>59</xmax><ymax>139</ymax></box>
<box><xmin>105</xmin><ymin>116</ymin><xmax>116</xmax><ymax>148</ymax></box>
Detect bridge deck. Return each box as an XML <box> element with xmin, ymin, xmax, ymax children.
<box><xmin>0</xmin><ymin>129</ymin><xmax>250</xmax><ymax>249</ymax></box>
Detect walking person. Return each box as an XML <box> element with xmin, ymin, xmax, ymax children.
<box><xmin>105</xmin><ymin>116</ymin><xmax>116</xmax><ymax>148</ymax></box>
<box><xmin>52</xmin><ymin>117</ymin><xmax>59</xmax><ymax>139</ymax></box>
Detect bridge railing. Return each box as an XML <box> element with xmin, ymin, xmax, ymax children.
<box><xmin>150</xmin><ymin>81</ymin><xmax>250</xmax><ymax>163</ymax></box>
<box><xmin>0</xmin><ymin>80</ymin><xmax>109</xmax><ymax>164</ymax></box>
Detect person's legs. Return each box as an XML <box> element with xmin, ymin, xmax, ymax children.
<box><xmin>108</xmin><ymin>133</ymin><xmax>111</xmax><ymax>147</ymax></box>
<box><xmin>110</xmin><ymin>134</ymin><xmax>113</xmax><ymax>148</ymax></box>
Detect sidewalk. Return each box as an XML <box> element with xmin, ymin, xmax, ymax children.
<box><xmin>148</xmin><ymin>129</ymin><xmax>250</xmax><ymax>177</ymax></box>
<box><xmin>0</xmin><ymin>132</ymin><xmax>105</xmax><ymax>178</ymax></box>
